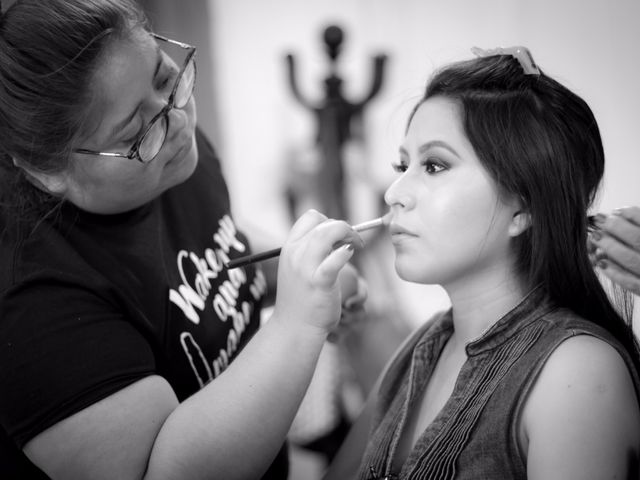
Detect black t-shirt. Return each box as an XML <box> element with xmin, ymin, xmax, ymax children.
<box><xmin>0</xmin><ymin>130</ymin><xmax>287</xmax><ymax>478</ymax></box>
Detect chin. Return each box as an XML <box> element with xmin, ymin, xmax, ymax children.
<box><xmin>394</xmin><ymin>256</ymin><xmax>442</xmax><ymax>285</ymax></box>
<box><xmin>394</xmin><ymin>259</ymin><xmax>423</xmax><ymax>283</ymax></box>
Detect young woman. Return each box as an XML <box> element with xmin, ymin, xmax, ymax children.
<box><xmin>326</xmin><ymin>48</ymin><xmax>640</xmax><ymax>479</ymax></box>
<box><xmin>0</xmin><ymin>1</ymin><xmax>364</xmax><ymax>478</ymax></box>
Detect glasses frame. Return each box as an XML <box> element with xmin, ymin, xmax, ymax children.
<box><xmin>74</xmin><ymin>33</ymin><xmax>197</xmax><ymax>164</ymax></box>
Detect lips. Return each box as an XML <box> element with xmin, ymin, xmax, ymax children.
<box><xmin>389</xmin><ymin>223</ymin><xmax>417</xmax><ymax>236</ymax></box>
<box><xmin>389</xmin><ymin>223</ymin><xmax>419</xmax><ymax>246</ymax></box>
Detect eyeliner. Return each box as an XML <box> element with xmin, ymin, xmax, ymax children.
<box><xmin>226</xmin><ymin>216</ymin><xmax>388</xmax><ymax>269</ymax></box>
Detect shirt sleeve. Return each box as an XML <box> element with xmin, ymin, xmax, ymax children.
<box><xmin>0</xmin><ymin>276</ymin><xmax>156</xmax><ymax>448</ymax></box>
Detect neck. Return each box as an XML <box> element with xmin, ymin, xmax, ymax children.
<box><xmin>444</xmin><ymin>266</ymin><xmax>528</xmax><ymax>350</ymax></box>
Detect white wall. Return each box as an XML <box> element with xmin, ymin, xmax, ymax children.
<box><xmin>211</xmin><ymin>0</ymin><xmax>640</xmax><ymax>327</ymax></box>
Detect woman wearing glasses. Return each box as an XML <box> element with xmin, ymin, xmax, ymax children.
<box><xmin>0</xmin><ymin>1</ymin><xmax>364</xmax><ymax>478</ymax></box>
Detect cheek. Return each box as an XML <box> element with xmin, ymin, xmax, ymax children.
<box><xmin>178</xmin><ymin>97</ymin><xmax>197</xmax><ymax>135</ymax></box>
<box><xmin>417</xmin><ymin>185</ymin><xmax>497</xmax><ymax>240</ymax></box>
<box><xmin>171</xmin><ymin>137</ymin><xmax>199</xmax><ymax>184</ymax></box>
<box><xmin>445</xmin><ymin>176</ymin><xmax>500</xmax><ymax>229</ymax></box>
<box><xmin>188</xmin><ymin>97</ymin><xmax>197</xmax><ymax>124</ymax></box>
<box><xmin>64</xmin><ymin>160</ymin><xmax>161</xmax><ymax>214</ymax></box>
<box><xmin>72</xmin><ymin>159</ymin><xmax>140</xmax><ymax>191</ymax></box>
<box><xmin>415</xmin><ymin>180</ymin><xmax>506</xmax><ymax>263</ymax></box>
<box><xmin>108</xmin><ymin>164</ymin><xmax>158</xmax><ymax>195</ymax></box>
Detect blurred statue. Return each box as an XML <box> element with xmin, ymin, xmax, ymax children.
<box><xmin>285</xmin><ymin>25</ymin><xmax>387</xmax><ymax>221</ymax></box>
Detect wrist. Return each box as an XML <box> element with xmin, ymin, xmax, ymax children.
<box><xmin>267</xmin><ymin>310</ymin><xmax>330</xmax><ymax>344</ymax></box>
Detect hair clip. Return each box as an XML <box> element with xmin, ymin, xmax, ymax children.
<box><xmin>471</xmin><ymin>46</ymin><xmax>541</xmax><ymax>76</ymax></box>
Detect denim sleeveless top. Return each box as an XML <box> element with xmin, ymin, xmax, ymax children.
<box><xmin>356</xmin><ymin>287</ymin><xmax>640</xmax><ymax>479</ymax></box>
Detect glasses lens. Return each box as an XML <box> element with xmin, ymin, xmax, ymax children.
<box><xmin>138</xmin><ymin>116</ymin><xmax>168</xmax><ymax>162</ymax></box>
<box><xmin>174</xmin><ymin>58</ymin><xmax>196</xmax><ymax>109</ymax></box>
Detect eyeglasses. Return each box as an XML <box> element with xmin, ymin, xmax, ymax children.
<box><xmin>74</xmin><ymin>33</ymin><xmax>197</xmax><ymax>164</ymax></box>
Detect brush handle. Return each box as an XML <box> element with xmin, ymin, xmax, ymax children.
<box><xmin>352</xmin><ymin>217</ymin><xmax>384</xmax><ymax>232</ymax></box>
<box><xmin>226</xmin><ymin>216</ymin><xmax>385</xmax><ymax>269</ymax></box>
<box><xmin>226</xmin><ymin>247</ymin><xmax>282</xmax><ymax>269</ymax></box>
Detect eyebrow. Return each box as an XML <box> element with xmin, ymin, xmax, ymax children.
<box><xmin>109</xmin><ymin>44</ymin><xmax>164</xmax><ymax>140</ymax></box>
<box><xmin>399</xmin><ymin>140</ymin><xmax>461</xmax><ymax>158</ymax></box>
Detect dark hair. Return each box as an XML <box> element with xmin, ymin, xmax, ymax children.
<box><xmin>414</xmin><ymin>54</ymin><xmax>639</xmax><ymax>365</ymax></box>
<box><xmin>0</xmin><ymin>0</ymin><xmax>146</xmax><ymax>220</ymax></box>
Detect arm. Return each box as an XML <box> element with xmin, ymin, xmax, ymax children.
<box><xmin>24</xmin><ymin>210</ymin><xmax>365</xmax><ymax>480</ymax></box>
<box><xmin>521</xmin><ymin>335</ymin><xmax>640</xmax><ymax>480</ymax></box>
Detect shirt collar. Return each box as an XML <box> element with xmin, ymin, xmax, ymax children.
<box><xmin>464</xmin><ymin>284</ymin><xmax>553</xmax><ymax>356</ymax></box>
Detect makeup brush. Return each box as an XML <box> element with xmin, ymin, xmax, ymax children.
<box><xmin>226</xmin><ymin>215</ymin><xmax>389</xmax><ymax>269</ymax></box>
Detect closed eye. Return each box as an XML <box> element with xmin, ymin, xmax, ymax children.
<box><xmin>156</xmin><ymin>61</ymin><xmax>175</xmax><ymax>93</ymax></box>
<box><xmin>157</xmin><ymin>75</ymin><xmax>171</xmax><ymax>91</ymax></box>
<box><xmin>120</xmin><ymin>122</ymin><xmax>145</xmax><ymax>147</ymax></box>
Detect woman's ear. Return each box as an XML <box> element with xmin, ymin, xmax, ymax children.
<box><xmin>509</xmin><ymin>210</ymin><xmax>531</xmax><ymax>237</ymax></box>
<box><xmin>12</xmin><ymin>157</ymin><xmax>68</xmax><ymax>196</ymax></box>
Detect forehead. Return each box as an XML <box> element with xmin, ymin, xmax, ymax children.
<box><xmin>408</xmin><ymin>97</ymin><xmax>462</xmax><ymax>139</ymax></box>
<box><xmin>403</xmin><ymin>97</ymin><xmax>476</xmax><ymax>154</ymax></box>
<box><xmin>96</xmin><ymin>32</ymin><xmax>156</xmax><ymax>93</ymax></box>
<box><xmin>81</xmin><ymin>30</ymin><xmax>158</xmax><ymax>138</ymax></box>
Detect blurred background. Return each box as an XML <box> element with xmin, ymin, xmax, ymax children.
<box><xmin>137</xmin><ymin>0</ymin><xmax>640</xmax><ymax>326</ymax></box>
<box><xmin>138</xmin><ymin>1</ymin><xmax>640</xmax><ymax>477</ymax></box>
<box><xmin>7</xmin><ymin>0</ymin><xmax>638</xmax><ymax>477</ymax></box>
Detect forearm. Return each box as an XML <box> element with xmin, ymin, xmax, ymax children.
<box><xmin>145</xmin><ymin>210</ymin><xmax>359</xmax><ymax>478</ymax></box>
<box><xmin>145</xmin><ymin>316</ymin><xmax>327</xmax><ymax>480</ymax></box>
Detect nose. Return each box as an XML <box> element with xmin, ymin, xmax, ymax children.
<box><xmin>168</xmin><ymin>101</ymin><xmax>188</xmax><ymax>126</ymax></box>
<box><xmin>165</xmin><ymin>96</ymin><xmax>193</xmax><ymax>138</ymax></box>
<box><xmin>384</xmin><ymin>174</ymin><xmax>415</xmax><ymax>209</ymax></box>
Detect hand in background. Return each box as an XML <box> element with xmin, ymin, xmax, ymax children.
<box><xmin>589</xmin><ymin>206</ymin><xmax>640</xmax><ymax>295</ymax></box>
<box><xmin>328</xmin><ymin>263</ymin><xmax>368</xmax><ymax>342</ymax></box>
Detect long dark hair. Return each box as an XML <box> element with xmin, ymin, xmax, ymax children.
<box><xmin>0</xmin><ymin>0</ymin><xmax>146</xmax><ymax>222</ymax></box>
<box><xmin>416</xmin><ymin>54</ymin><xmax>639</xmax><ymax>366</ymax></box>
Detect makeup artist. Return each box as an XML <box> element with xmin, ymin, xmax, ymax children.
<box><xmin>0</xmin><ymin>1</ymin><xmax>367</xmax><ymax>479</ymax></box>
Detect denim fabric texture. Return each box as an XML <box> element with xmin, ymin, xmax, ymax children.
<box><xmin>357</xmin><ymin>287</ymin><xmax>640</xmax><ymax>479</ymax></box>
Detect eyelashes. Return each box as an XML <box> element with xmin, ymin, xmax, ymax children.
<box><xmin>121</xmin><ymin>125</ymin><xmax>144</xmax><ymax>147</ymax></box>
<box><xmin>156</xmin><ymin>63</ymin><xmax>174</xmax><ymax>91</ymax></box>
<box><xmin>423</xmin><ymin>159</ymin><xmax>447</xmax><ymax>174</ymax></box>
<box><xmin>391</xmin><ymin>158</ymin><xmax>448</xmax><ymax>174</ymax></box>
<box><xmin>120</xmin><ymin>71</ymin><xmax>174</xmax><ymax>146</ymax></box>
<box><xmin>391</xmin><ymin>161</ymin><xmax>407</xmax><ymax>173</ymax></box>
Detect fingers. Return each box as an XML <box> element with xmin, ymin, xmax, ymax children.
<box><xmin>593</xmin><ymin>257</ymin><xmax>640</xmax><ymax>295</ymax></box>
<box><xmin>311</xmin><ymin>243</ymin><xmax>355</xmax><ymax>289</ymax></box>
<box><xmin>344</xmin><ymin>277</ymin><xmax>368</xmax><ymax>311</ymax></box>
<box><xmin>287</xmin><ymin>217</ymin><xmax>365</xmax><ymax>272</ymax></box>
<box><xmin>273</xmin><ymin>210</ymin><xmax>369</xmax><ymax>335</ymax></box>
<box><xmin>591</xmin><ymin>213</ymin><xmax>640</xmax><ymax>275</ymax></box>
<box><xmin>337</xmin><ymin>263</ymin><xmax>361</xmax><ymax>305</ymax></box>
<box><xmin>612</xmin><ymin>206</ymin><xmax>640</xmax><ymax>227</ymax></box>
<box><xmin>287</xmin><ymin>209</ymin><xmax>328</xmax><ymax>241</ymax></box>
<box><xmin>328</xmin><ymin>299</ymin><xmax>368</xmax><ymax>343</ymax></box>
<box><xmin>589</xmin><ymin>209</ymin><xmax>640</xmax><ymax>295</ymax></box>
<box><xmin>593</xmin><ymin>236</ymin><xmax>640</xmax><ymax>276</ymax></box>
<box><xmin>332</xmin><ymin>275</ymin><xmax>369</xmax><ymax>342</ymax></box>
<box><xmin>327</xmin><ymin>307</ymin><xmax>366</xmax><ymax>343</ymax></box>
<box><xmin>594</xmin><ymin>209</ymin><xmax>640</xmax><ymax>251</ymax></box>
